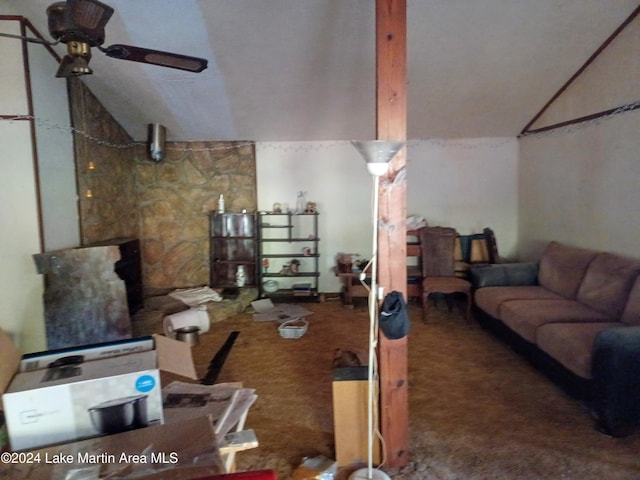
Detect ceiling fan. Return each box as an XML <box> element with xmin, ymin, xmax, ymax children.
<box><xmin>0</xmin><ymin>0</ymin><xmax>208</xmax><ymax>77</ymax></box>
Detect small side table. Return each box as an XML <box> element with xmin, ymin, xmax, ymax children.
<box><xmin>336</xmin><ymin>271</ymin><xmax>370</xmax><ymax>307</ymax></box>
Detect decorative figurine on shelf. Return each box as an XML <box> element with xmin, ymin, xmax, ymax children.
<box><xmin>236</xmin><ymin>265</ymin><xmax>246</xmax><ymax>287</ymax></box>
<box><xmin>279</xmin><ymin>259</ymin><xmax>301</xmax><ymax>276</ymax></box>
<box><xmin>273</xmin><ymin>202</ymin><xmax>282</xmax><ymax>213</ymax></box>
<box><xmin>304</xmin><ymin>201</ymin><xmax>317</xmax><ymax>214</ymax></box>
<box><xmin>263</xmin><ymin>258</ymin><xmax>270</xmax><ymax>273</ymax></box>
<box><xmin>289</xmin><ymin>259</ymin><xmax>300</xmax><ymax>274</ymax></box>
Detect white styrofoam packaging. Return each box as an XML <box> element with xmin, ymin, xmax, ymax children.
<box><xmin>0</xmin><ymin>333</ymin><xmax>197</xmax><ymax>452</ymax></box>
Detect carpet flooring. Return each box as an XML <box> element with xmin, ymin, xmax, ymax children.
<box><xmin>188</xmin><ymin>296</ymin><xmax>640</xmax><ymax>480</ymax></box>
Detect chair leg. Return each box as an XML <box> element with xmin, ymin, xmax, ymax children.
<box><xmin>464</xmin><ymin>291</ymin><xmax>472</xmax><ymax>323</ymax></box>
<box><xmin>422</xmin><ymin>292</ymin><xmax>430</xmax><ymax>323</ymax></box>
<box><xmin>445</xmin><ymin>295</ymin><xmax>454</xmax><ymax>312</ymax></box>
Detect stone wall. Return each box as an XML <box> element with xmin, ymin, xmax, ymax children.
<box><xmin>135</xmin><ymin>141</ymin><xmax>257</xmax><ymax>291</ymax></box>
<box><xmin>69</xmin><ymin>79</ymin><xmax>257</xmax><ymax>293</ymax></box>
<box><xmin>69</xmin><ymin>78</ymin><xmax>140</xmax><ymax>245</ymax></box>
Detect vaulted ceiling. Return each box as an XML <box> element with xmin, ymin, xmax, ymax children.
<box><xmin>3</xmin><ymin>0</ymin><xmax>639</xmax><ymax>142</ymax></box>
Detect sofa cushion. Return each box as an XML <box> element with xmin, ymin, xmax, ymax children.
<box><xmin>474</xmin><ymin>285</ymin><xmax>563</xmax><ymax>319</ymax></box>
<box><xmin>538</xmin><ymin>242</ymin><xmax>597</xmax><ymax>299</ymax></box>
<box><xmin>500</xmin><ymin>299</ymin><xmax>611</xmax><ymax>343</ymax></box>
<box><xmin>621</xmin><ymin>276</ymin><xmax>640</xmax><ymax>326</ymax></box>
<box><xmin>470</xmin><ymin>262</ymin><xmax>538</xmax><ymax>288</ymax></box>
<box><xmin>576</xmin><ymin>252</ymin><xmax>640</xmax><ymax>320</ymax></box>
<box><xmin>536</xmin><ymin>322</ymin><xmax>622</xmax><ymax>379</ymax></box>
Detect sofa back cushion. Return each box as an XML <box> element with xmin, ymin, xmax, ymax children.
<box><xmin>538</xmin><ymin>242</ymin><xmax>597</xmax><ymax>299</ymax></box>
<box><xmin>621</xmin><ymin>275</ymin><xmax>640</xmax><ymax>325</ymax></box>
<box><xmin>577</xmin><ymin>253</ymin><xmax>640</xmax><ymax>319</ymax></box>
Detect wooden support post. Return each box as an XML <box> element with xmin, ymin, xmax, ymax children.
<box><xmin>376</xmin><ymin>0</ymin><xmax>409</xmax><ymax>468</ymax></box>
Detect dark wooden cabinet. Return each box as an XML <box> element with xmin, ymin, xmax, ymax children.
<box><xmin>209</xmin><ymin>213</ymin><xmax>258</xmax><ymax>288</ymax></box>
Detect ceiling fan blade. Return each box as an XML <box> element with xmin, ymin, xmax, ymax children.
<box><xmin>102</xmin><ymin>44</ymin><xmax>208</xmax><ymax>73</ymax></box>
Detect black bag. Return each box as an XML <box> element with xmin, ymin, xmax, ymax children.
<box><xmin>379</xmin><ymin>290</ymin><xmax>410</xmax><ymax>340</ymax></box>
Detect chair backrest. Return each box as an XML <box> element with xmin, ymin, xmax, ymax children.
<box><xmin>483</xmin><ymin>227</ymin><xmax>499</xmax><ymax>264</ymax></box>
<box><xmin>420</xmin><ymin>226</ymin><xmax>457</xmax><ymax>277</ymax></box>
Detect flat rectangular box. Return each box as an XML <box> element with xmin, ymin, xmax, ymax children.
<box><xmin>19</xmin><ymin>336</ymin><xmax>155</xmax><ymax>372</ymax></box>
<box><xmin>0</xmin><ymin>331</ymin><xmax>196</xmax><ymax>452</ymax></box>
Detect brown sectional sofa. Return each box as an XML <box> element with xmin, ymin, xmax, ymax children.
<box><xmin>471</xmin><ymin>241</ymin><xmax>640</xmax><ymax>436</ymax></box>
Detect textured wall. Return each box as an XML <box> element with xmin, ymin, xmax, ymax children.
<box><xmin>69</xmin><ymin>78</ymin><xmax>140</xmax><ymax>245</ymax></box>
<box><xmin>136</xmin><ymin>142</ymin><xmax>257</xmax><ymax>291</ymax></box>
<box><xmin>69</xmin><ymin>79</ymin><xmax>257</xmax><ymax>292</ymax></box>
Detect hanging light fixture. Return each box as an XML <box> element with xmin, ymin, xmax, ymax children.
<box><xmin>350</xmin><ymin>140</ymin><xmax>405</xmax><ymax>480</ymax></box>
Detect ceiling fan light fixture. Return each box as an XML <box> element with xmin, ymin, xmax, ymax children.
<box><xmin>56</xmin><ymin>42</ymin><xmax>93</xmax><ymax>77</ymax></box>
<box><xmin>56</xmin><ymin>54</ymin><xmax>92</xmax><ymax>77</ymax></box>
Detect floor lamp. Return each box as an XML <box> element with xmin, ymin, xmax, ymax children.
<box><xmin>350</xmin><ymin>140</ymin><xmax>405</xmax><ymax>480</ymax></box>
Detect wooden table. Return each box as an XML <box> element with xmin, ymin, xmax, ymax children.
<box><xmin>337</xmin><ymin>266</ymin><xmax>422</xmax><ymax>307</ymax></box>
<box><xmin>336</xmin><ymin>271</ymin><xmax>370</xmax><ymax>307</ymax></box>
<box><xmin>337</xmin><ymin>230</ymin><xmax>424</xmax><ymax>307</ymax></box>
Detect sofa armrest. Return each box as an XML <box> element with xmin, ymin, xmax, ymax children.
<box><xmin>591</xmin><ymin>326</ymin><xmax>640</xmax><ymax>437</ymax></box>
<box><xmin>470</xmin><ymin>262</ymin><xmax>539</xmax><ymax>288</ymax></box>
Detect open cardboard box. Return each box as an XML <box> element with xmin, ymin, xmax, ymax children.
<box><xmin>0</xmin><ymin>415</ymin><xmax>225</xmax><ymax>480</ymax></box>
<box><xmin>0</xmin><ymin>329</ymin><xmax>198</xmax><ymax>452</ymax></box>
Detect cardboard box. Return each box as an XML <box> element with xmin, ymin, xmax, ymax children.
<box><xmin>18</xmin><ymin>336</ymin><xmax>155</xmax><ymax>372</ymax></box>
<box><xmin>332</xmin><ymin>366</ymin><xmax>380</xmax><ymax>467</ymax></box>
<box><xmin>0</xmin><ymin>415</ymin><xmax>225</xmax><ymax>480</ymax></box>
<box><xmin>0</xmin><ymin>331</ymin><xmax>197</xmax><ymax>452</ymax></box>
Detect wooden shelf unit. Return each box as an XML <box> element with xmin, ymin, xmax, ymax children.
<box><xmin>258</xmin><ymin>212</ymin><xmax>320</xmax><ymax>300</ymax></box>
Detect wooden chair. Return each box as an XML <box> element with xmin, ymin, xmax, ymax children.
<box><xmin>483</xmin><ymin>227</ymin><xmax>499</xmax><ymax>264</ymax></box>
<box><xmin>406</xmin><ymin>228</ymin><xmax>425</xmax><ymax>299</ymax></box>
<box><xmin>420</xmin><ymin>227</ymin><xmax>472</xmax><ymax>323</ymax></box>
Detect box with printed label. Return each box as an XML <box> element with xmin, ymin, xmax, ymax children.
<box><xmin>0</xmin><ymin>332</ymin><xmax>197</xmax><ymax>452</ymax></box>
<box><xmin>18</xmin><ymin>336</ymin><xmax>155</xmax><ymax>373</ymax></box>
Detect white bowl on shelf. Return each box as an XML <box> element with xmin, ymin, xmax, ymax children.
<box><xmin>263</xmin><ymin>280</ymin><xmax>279</xmax><ymax>293</ymax></box>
